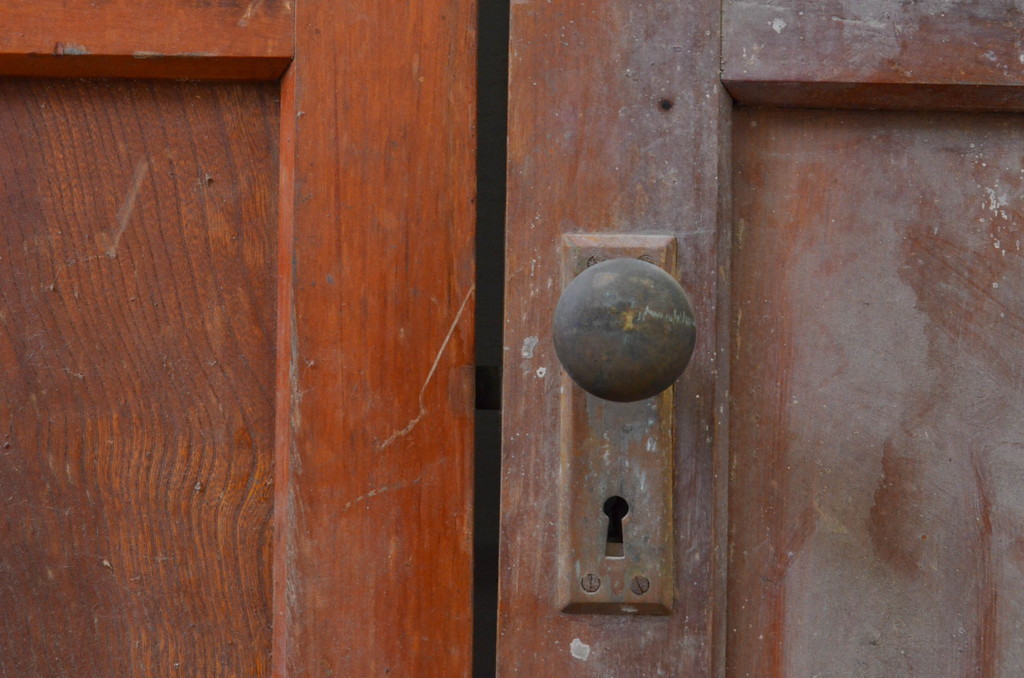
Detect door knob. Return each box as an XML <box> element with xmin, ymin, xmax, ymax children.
<box><xmin>552</xmin><ymin>257</ymin><xmax>696</xmax><ymax>402</ymax></box>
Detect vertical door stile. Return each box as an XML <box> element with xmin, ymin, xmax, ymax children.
<box><xmin>498</xmin><ymin>0</ymin><xmax>732</xmax><ymax>674</ymax></box>
<box><xmin>278</xmin><ymin>0</ymin><xmax>478</xmax><ymax>675</ymax></box>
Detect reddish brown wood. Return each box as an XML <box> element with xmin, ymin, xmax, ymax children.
<box><xmin>723</xmin><ymin>1</ymin><xmax>1024</xmax><ymax>110</ymax></box>
<box><xmin>730</xmin><ymin>108</ymin><xmax>1024</xmax><ymax>677</ymax></box>
<box><xmin>0</xmin><ymin>78</ymin><xmax>278</xmax><ymax>676</ymax></box>
<box><xmin>272</xmin><ymin>63</ymin><xmax>297</xmax><ymax>676</ymax></box>
<box><xmin>274</xmin><ymin>0</ymin><xmax>477</xmax><ymax>674</ymax></box>
<box><xmin>0</xmin><ymin>55</ymin><xmax>290</xmax><ymax>81</ymax></box>
<box><xmin>0</xmin><ymin>0</ymin><xmax>292</xmax><ymax>80</ymax></box>
<box><xmin>498</xmin><ymin>0</ymin><xmax>729</xmax><ymax>674</ymax></box>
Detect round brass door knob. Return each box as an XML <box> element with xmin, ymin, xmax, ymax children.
<box><xmin>552</xmin><ymin>257</ymin><xmax>696</xmax><ymax>402</ymax></box>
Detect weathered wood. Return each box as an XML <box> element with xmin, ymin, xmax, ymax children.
<box><xmin>723</xmin><ymin>1</ymin><xmax>1024</xmax><ymax>110</ymax></box>
<box><xmin>0</xmin><ymin>0</ymin><xmax>292</xmax><ymax>80</ymax></box>
<box><xmin>0</xmin><ymin>78</ymin><xmax>278</xmax><ymax>676</ymax></box>
<box><xmin>273</xmin><ymin>64</ymin><xmax>297</xmax><ymax>675</ymax></box>
<box><xmin>498</xmin><ymin>0</ymin><xmax>729</xmax><ymax>673</ymax></box>
<box><xmin>730</xmin><ymin>108</ymin><xmax>1024</xmax><ymax>677</ymax></box>
<box><xmin>275</xmin><ymin>0</ymin><xmax>477</xmax><ymax>674</ymax></box>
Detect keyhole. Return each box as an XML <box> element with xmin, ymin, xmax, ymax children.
<box><xmin>603</xmin><ymin>495</ymin><xmax>629</xmax><ymax>558</ymax></box>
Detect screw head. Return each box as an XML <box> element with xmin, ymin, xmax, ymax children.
<box><xmin>629</xmin><ymin>575</ymin><xmax>650</xmax><ymax>595</ymax></box>
<box><xmin>581</xmin><ymin>574</ymin><xmax>601</xmax><ymax>593</ymax></box>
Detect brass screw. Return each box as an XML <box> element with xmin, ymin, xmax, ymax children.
<box><xmin>629</xmin><ymin>575</ymin><xmax>650</xmax><ymax>595</ymax></box>
<box><xmin>581</xmin><ymin>574</ymin><xmax>601</xmax><ymax>593</ymax></box>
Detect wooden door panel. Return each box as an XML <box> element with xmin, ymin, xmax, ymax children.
<box><xmin>1</xmin><ymin>0</ymin><xmax>475</xmax><ymax>675</ymax></box>
<box><xmin>0</xmin><ymin>79</ymin><xmax>278</xmax><ymax>676</ymax></box>
<box><xmin>1</xmin><ymin>0</ymin><xmax>477</xmax><ymax>673</ymax></box>
<box><xmin>730</xmin><ymin>108</ymin><xmax>1024</xmax><ymax>676</ymax></box>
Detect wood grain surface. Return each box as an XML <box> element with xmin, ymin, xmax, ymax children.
<box><xmin>0</xmin><ymin>0</ymin><xmax>292</xmax><ymax>80</ymax></box>
<box><xmin>0</xmin><ymin>79</ymin><xmax>278</xmax><ymax>676</ymax></box>
<box><xmin>274</xmin><ymin>0</ymin><xmax>477</xmax><ymax>674</ymax></box>
<box><xmin>730</xmin><ymin>108</ymin><xmax>1024</xmax><ymax>677</ymax></box>
<box><xmin>723</xmin><ymin>0</ymin><xmax>1024</xmax><ymax>110</ymax></box>
<box><xmin>498</xmin><ymin>0</ymin><xmax>730</xmax><ymax>674</ymax></box>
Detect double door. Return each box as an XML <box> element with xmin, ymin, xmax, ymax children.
<box><xmin>2</xmin><ymin>1</ymin><xmax>1023</xmax><ymax>675</ymax></box>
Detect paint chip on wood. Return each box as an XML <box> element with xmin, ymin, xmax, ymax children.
<box><xmin>569</xmin><ymin>638</ymin><xmax>590</xmax><ymax>661</ymax></box>
<box><xmin>521</xmin><ymin>336</ymin><xmax>539</xmax><ymax>358</ymax></box>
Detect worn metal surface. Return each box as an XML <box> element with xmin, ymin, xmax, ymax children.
<box><xmin>553</xmin><ymin>257</ymin><xmax>696</xmax><ymax>403</ymax></box>
<box><xmin>557</xmin><ymin>237</ymin><xmax>677</xmax><ymax>615</ymax></box>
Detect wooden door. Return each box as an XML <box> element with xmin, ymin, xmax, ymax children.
<box><xmin>499</xmin><ymin>1</ymin><xmax>1024</xmax><ymax>676</ymax></box>
<box><xmin>0</xmin><ymin>2</ymin><xmax>476</xmax><ymax>676</ymax></box>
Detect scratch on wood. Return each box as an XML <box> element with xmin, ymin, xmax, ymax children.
<box><xmin>340</xmin><ymin>479</ymin><xmax>417</xmax><ymax>513</ymax></box>
<box><xmin>340</xmin><ymin>457</ymin><xmax>447</xmax><ymax>512</ymax></box>
<box><xmin>238</xmin><ymin>0</ymin><xmax>266</xmax><ymax>27</ymax></box>
<box><xmin>106</xmin><ymin>159</ymin><xmax>149</xmax><ymax>258</ymax></box>
<box><xmin>289</xmin><ymin>302</ymin><xmax>304</xmax><ymax>435</ymax></box>
<box><xmin>378</xmin><ymin>285</ymin><xmax>475</xmax><ymax>450</ymax></box>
